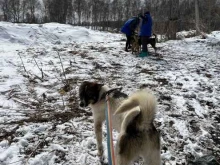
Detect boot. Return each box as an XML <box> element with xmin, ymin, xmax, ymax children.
<box><xmin>139</xmin><ymin>51</ymin><xmax>148</xmax><ymax>57</ymax></box>
<box><xmin>125</xmin><ymin>48</ymin><xmax>128</xmax><ymax>52</ymax></box>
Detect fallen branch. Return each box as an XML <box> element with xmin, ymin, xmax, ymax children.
<box><xmin>11</xmin><ymin>97</ymin><xmax>35</xmax><ymax>109</ymax></box>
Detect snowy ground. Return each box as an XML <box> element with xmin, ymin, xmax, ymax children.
<box><xmin>0</xmin><ymin>22</ymin><xmax>219</xmax><ymax>165</ymax></box>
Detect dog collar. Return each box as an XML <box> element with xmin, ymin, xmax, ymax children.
<box><xmin>100</xmin><ymin>87</ymin><xmax>123</xmax><ymax>101</ymax></box>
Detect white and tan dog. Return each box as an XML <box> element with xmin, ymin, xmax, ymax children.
<box><xmin>79</xmin><ymin>81</ymin><xmax>161</xmax><ymax>165</ymax></box>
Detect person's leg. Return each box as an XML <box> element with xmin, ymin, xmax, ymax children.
<box><xmin>141</xmin><ymin>36</ymin><xmax>148</xmax><ymax>52</ymax></box>
<box><xmin>125</xmin><ymin>35</ymin><xmax>131</xmax><ymax>51</ymax></box>
<box><xmin>127</xmin><ymin>35</ymin><xmax>132</xmax><ymax>49</ymax></box>
<box><xmin>140</xmin><ymin>36</ymin><xmax>149</xmax><ymax>57</ymax></box>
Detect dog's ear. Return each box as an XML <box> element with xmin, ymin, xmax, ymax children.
<box><xmin>97</xmin><ymin>83</ymin><xmax>104</xmax><ymax>91</ymax></box>
<box><xmin>88</xmin><ymin>82</ymin><xmax>103</xmax><ymax>87</ymax></box>
<box><xmin>81</xmin><ymin>81</ymin><xmax>89</xmax><ymax>87</ymax></box>
<box><xmin>81</xmin><ymin>81</ymin><xmax>89</xmax><ymax>91</ymax></box>
<box><xmin>82</xmin><ymin>81</ymin><xmax>103</xmax><ymax>93</ymax></box>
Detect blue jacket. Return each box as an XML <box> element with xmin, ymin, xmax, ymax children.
<box><xmin>121</xmin><ymin>17</ymin><xmax>139</xmax><ymax>36</ymax></box>
<box><xmin>140</xmin><ymin>13</ymin><xmax>152</xmax><ymax>37</ymax></box>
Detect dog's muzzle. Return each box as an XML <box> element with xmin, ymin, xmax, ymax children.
<box><xmin>79</xmin><ymin>99</ymin><xmax>88</xmax><ymax>107</ymax></box>
<box><xmin>79</xmin><ymin>101</ymin><xmax>85</xmax><ymax>107</ymax></box>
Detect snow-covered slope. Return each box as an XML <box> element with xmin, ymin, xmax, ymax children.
<box><xmin>0</xmin><ymin>22</ymin><xmax>118</xmax><ymax>45</ymax></box>
<box><xmin>0</xmin><ymin>22</ymin><xmax>219</xmax><ymax>165</ymax></box>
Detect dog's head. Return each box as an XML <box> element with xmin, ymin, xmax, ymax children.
<box><xmin>79</xmin><ymin>81</ymin><xmax>104</xmax><ymax>107</ymax></box>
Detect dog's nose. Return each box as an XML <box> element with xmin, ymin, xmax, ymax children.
<box><xmin>79</xmin><ymin>102</ymin><xmax>85</xmax><ymax>107</ymax></box>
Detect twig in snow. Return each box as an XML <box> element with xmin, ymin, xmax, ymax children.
<box><xmin>18</xmin><ymin>52</ymin><xmax>27</xmax><ymax>73</ymax></box>
<box><xmin>25</xmin><ymin>136</ymin><xmax>48</xmax><ymax>165</ymax></box>
<box><xmin>61</xmin><ymin>95</ymin><xmax>65</xmax><ymax>109</ymax></box>
<box><xmin>7</xmin><ymin>88</ymin><xmax>17</xmax><ymax>100</ymax></box>
<box><xmin>54</xmin><ymin>74</ymin><xmax>62</xmax><ymax>82</ymax></box>
<box><xmin>33</xmin><ymin>57</ymin><xmax>44</xmax><ymax>80</ymax></box>
<box><xmin>11</xmin><ymin>97</ymin><xmax>35</xmax><ymax>109</ymax></box>
<box><xmin>5</xmin><ymin>60</ymin><xmax>18</xmax><ymax>67</ymax></box>
<box><xmin>57</xmin><ymin>51</ymin><xmax>67</xmax><ymax>82</ymax></box>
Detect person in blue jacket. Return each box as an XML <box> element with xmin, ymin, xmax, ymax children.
<box><xmin>121</xmin><ymin>17</ymin><xmax>140</xmax><ymax>52</ymax></box>
<box><xmin>139</xmin><ymin>11</ymin><xmax>153</xmax><ymax>57</ymax></box>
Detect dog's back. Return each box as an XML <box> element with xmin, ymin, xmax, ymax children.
<box><xmin>114</xmin><ymin>89</ymin><xmax>161</xmax><ymax>165</ymax></box>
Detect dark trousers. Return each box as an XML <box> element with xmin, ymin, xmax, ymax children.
<box><xmin>125</xmin><ymin>35</ymin><xmax>132</xmax><ymax>50</ymax></box>
<box><xmin>141</xmin><ymin>36</ymin><xmax>150</xmax><ymax>52</ymax></box>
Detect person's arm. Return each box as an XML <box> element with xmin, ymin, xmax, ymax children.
<box><xmin>140</xmin><ymin>15</ymin><xmax>148</xmax><ymax>23</ymax></box>
<box><xmin>129</xmin><ymin>21</ymin><xmax>136</xmax><ymax>31</ymax></box>
<box><xmin>129</xmin><ymin>18</ymin><xmax>139</xmax><ymax>33</ymax></box>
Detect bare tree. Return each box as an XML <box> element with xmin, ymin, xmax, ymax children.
<box><xmin>66</xmin><ymin>0</ymin><xmax>73</xmax><ymax>24</ymax></box>
<box><xmin>167</xmin><ymin>0</ymin><xmax>179</xmax><ymax>39</ymax></box>
<box><xmin>8</xmin><ymin>0</ymin><xmax>22</xmax><ymax>22</ymax></box>
<box><xmin>195</xmin><ymin>0</ymin><xmax>200</xmax><ymax>35</ymax></box>
<box><xmin>20</xmin><ymin>0</ymin><xmax>28</xmax><ymax>22</ymax></box>
<box><xmin>28</xmin><ymin>0</ymin><xmax>40</xmax><ymax>23</ymax></box>
<box><xmin>73</xmin><ymin>0</ymin><xmax>86</xmax><ymax>25</ymax></box>
<box><xmin>47</xmin><ymin>0</ymin><xmax>71</xmax><ymax>23</ymax></box>
<box><xmin>0</xmin><ymin>0</ymin><xmax>9</xmax><ymax>21</ymax></box>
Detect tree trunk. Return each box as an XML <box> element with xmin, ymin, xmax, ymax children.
<box><xmin>207</xmin><ymin>0</ymin><xmax>211</xmax><ymax>33</ymax></box>
<box><xmin>195</xmin><ymin>0</ymin><xmax>200</xmax><ymax>35</ymax></box>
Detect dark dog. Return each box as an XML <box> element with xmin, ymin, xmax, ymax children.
<box><xmin>148</xmin><ymin>33</ymin><xmax>157</xmax><ymax>53</ymax></box>
<box><xmin>138</xmin><ymin>33</ymin><xmax>157</xmax><ymax>53</ymax></box>
<box><xmin>79</xmin><ymin>81</ymin><xmax>161</xmax><ymax>165</ymax></box>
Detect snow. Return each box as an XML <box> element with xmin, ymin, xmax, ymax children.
<box><xmin>0</xmin><ymin>22</ymin><xmax>220</xmax><ymax>165</ymax></box>
<box><xmin>0</xmin><ymin>22</ymin><xmax>118</xmax><ymax>46</ymax></box>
